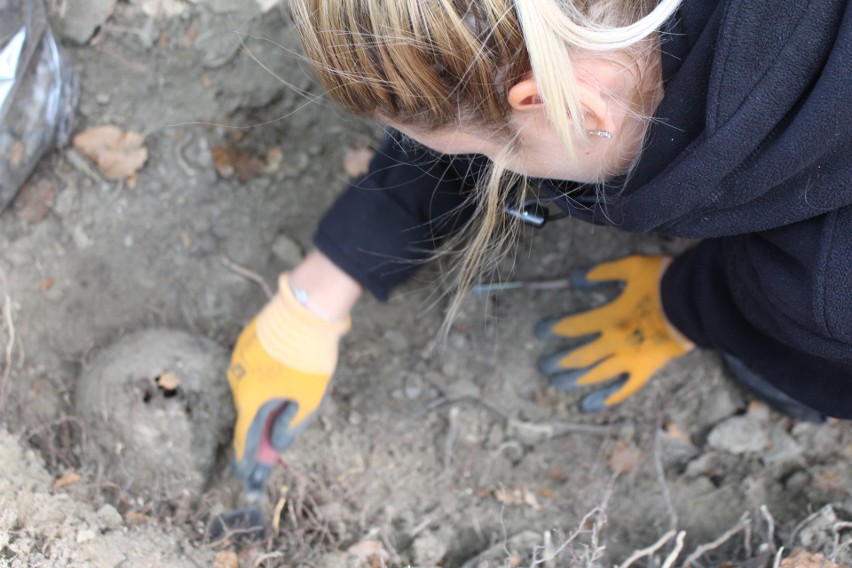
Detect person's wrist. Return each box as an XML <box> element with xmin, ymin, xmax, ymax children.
<box><xmin>288</xmin><ymin>250</ymin><xmax>363</xmax><ymax>322</ymax></box>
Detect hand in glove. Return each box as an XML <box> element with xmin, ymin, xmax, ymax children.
<box><xmin>537</xmin><ymin>256</ymin><xmax>693</xmax><ymax>412</ymax></box>
<box><xmin>227</xmin><ymin>273</ymin><xmax>349</xmax><ymax>498</ymax></box>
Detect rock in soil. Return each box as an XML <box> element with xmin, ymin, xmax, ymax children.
<box><xmin>58</xmin><ymin>0</ymin><xmax>117</xmax><ymax>44</ymax></box>
<box><xmin>707</xmin><ymin>412</ymin><xmax>770</xmax><ymax>454</ymax></box>
<box><xmin>74</xmin><ymin>328</ymin><xmax>234</xmax><ymax>497</ymax></box>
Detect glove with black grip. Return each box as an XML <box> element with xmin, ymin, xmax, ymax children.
<box><xmin>537</xmin><ymin>256</ymin><xmax>693</xmax><ymax>411</ymax></box>
<box><xmin>227</xmin><ymin>274</ymin><xmax>349</xmax><ymax>497</ymax></box>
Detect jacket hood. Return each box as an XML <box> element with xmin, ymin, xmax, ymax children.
<box><xmin>556</xmin><ymin>0</ymin><xmax>852</xmax><ymax>238</ymax></box>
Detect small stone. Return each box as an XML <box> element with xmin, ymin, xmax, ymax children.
<box><xmin>59</xmin><ymin>0</ymin><xmax>117</xmax><ymax>44</ymax></box>
<box><xmin>54</xmin><ymin>186</ymin><xmax>79</xmax><ymax>217</ymax></box>
<box><xmin>760</xmin><ymin>425</ymin><xmax>803</xmax><ymax>467</ymax></box>
<box><xmin>507</xmin><ymin>419</ymin><xmax>554</xmax><ymax>445</ymax></box>
<box><xmin>412</xmin><ymin>532</ymin><xmax>448</xmax><ymax>566</ymax></box>
<box><xmin>194</xmin><ymin>28</ymin><xmax>242</xmax><ymax>69</ymax></box>
<box><xmin>697</xmin><ymin>382</ymin><xmax>742</xmax><ymax>425</ymax></box>
<box><xmin>72</xmin><ymin>225</ymin><xmax>93</xmax><ymax>249</ymax></box>
<box><xmin>790</xmin><ymin>423</ymin><xmax>841</xmax><ymax>459</ymax></box>
<box><xmin>96</xmin><ymin>93</ymin><xmax>112</xmax><ymax>105</ymax></box>
<box><xmin>443</xmin><ymin>378</ymin><xmax>480</xmax><ymax>400</ymax></box>
<box><xmin>404</xmin><ymin>383</ymin><xmax>423</xmax><ymax>400</ymax></box>
<box><xmin>707</xmin><ymin>414</ymin><xmax>770</xmax><ymax>454</ymax></box>
<box><xmin>785</xmin><ymin>470</ymin><xmax>810</xmax><ymax>493</ymax></box>
<box><xmin>684</xmin><ymin>453</ymin><xmax>720</xmax><ymax>479</ymax></box>
<box><xmin>76</xmin><ymin>528</ymin><xmax>97</xmax><ymax>543</ymax></box>
<box><xmin>271</xmin><ymin>234</ymin><xmax>304</xmax><ymax>268</ymax></box>
<box><xmin>96</xmin><ymin>504</ymin><xmax>123</xmax><ymax>531</ymax></box>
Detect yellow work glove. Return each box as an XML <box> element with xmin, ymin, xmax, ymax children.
<box><xmin>227</xmin><ymin>274</ymin><xmax>349</xmax><ymax>497</ymax></box>
<box><xmin>537</xmin><ymin>256</ymin><xmax>693</xmax><ymax>412</ymax></box>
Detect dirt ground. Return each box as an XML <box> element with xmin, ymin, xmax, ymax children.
<box><xmin>1</xmin><ymin>2</ymin><xmax>851</xmax><ymax>567</ymax></box>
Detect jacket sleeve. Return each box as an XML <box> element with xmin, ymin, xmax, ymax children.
<box><xmin>660</xmin><ymin>207</ymin><xmax>852</xmax><ymax>418</ymax></box>
<box><xmin>314</xmin><ymin>131</ymin><xmax>486</xmax><ymax>301</ymax></box>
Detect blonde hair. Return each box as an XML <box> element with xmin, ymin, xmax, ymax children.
<box><xmin>291</xmin><ymin>0</ymin><xmax>680</xmax><ymax>325</ymax></box>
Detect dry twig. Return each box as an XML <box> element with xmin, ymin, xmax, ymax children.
<box><xmin>272</xmin><ymin>485</ymin><xmax>288</xmax><ymax>536</ymax></box>
<box><xmin>681</xmin><ymin>513</ymin><xmax>750</xmax><ymax>567</ymax></box>
<box><xmin>832</xmin><ymin>521</ymin><xmax>852</xmax><ymax>562</ymax></box>
<box><xmin>772</xmin><ymin>546</ymin><xmax>785</xmax><ymax>568</ymax></box>
<box><xmin>662</xmin><ymin>531</ymin><xmax>686</xmax><ymax>568</ymax></box>
<box><xmin>619</xmin><ymin>530</ymin><xmax>677</xmax><ymax>568</ymax></box>
<box><xmin>761</xmin><ymin>504</ymin><xmax>777</xmax><ymax>554</ymax></box>
<box><xmin>529</xmin><ymin>482</ymin><xmax>614</xmax><ymax>567</ymax></box>
<box><xmin>529</xmin><ymin>506</ymin><xmax>607</xmax><ymax>567</ymax></box>
<box><xmin>787</xmin><ymin>509</ymin><xmax>824</xmax><ymax>549</ymax></box>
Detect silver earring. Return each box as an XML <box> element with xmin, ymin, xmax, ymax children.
<box><xmin>587</xmin><ymin>129</ymin><xmax>613</xmax><ymax>139</ymax></box>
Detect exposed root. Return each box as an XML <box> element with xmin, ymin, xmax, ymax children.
<box><xmin>618</xmin><ymin>529</ymin><xmax>676</xmax><ymax>568</ymax></box>
<box><xmin>220</xmin><ymin>255</ymin><xmax>274</xmax><ymax>299</ymax></box>
<box><xmin>680</xmin><ymin>512</ymin><xmax>751</xmax><ymax>567</ymax></box>
<box><xmin>661</xmin><ymin>531</ymin><xmax>686</xmax><ymax>568</ymax></box>
<box><xmin>773</xmin><ymin>546</ymin><xmax>786</xmax><ymax>568</ymax></box>
<box><xmin>529</xmin><ymin>481</ymin><xmax>613</xmax><ymax>567</ymax></box>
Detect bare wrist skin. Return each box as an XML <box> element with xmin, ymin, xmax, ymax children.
<box><xmin>289</xmin><ymin>250</ymin><xmax>363</xmax><ymax>322</ymax></box>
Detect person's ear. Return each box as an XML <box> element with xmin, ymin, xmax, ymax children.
<box><xmin>508</xmin><ymin>75</ymin><xmax>616</xmax><ymax>134</ymax></box>
<box><xmin>576</xmin><ymin>81</ymin><xmax>616</xmax><ymax>135</ymax></box>
<box><xmin>508</xmin><ymin>77</ymin><xmax>543</xmax><ymax>110</ymax></box>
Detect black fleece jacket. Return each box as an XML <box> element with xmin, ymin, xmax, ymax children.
<box><xmin>314</xmin><ymin>0</ymin><xmax>852</xmax><ymax>417</ymax></box>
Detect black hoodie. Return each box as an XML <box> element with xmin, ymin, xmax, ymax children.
<box><xmin>313</xmin><ymin>0</ymin><xmax>852</xmax><ymax>417</ymax></box>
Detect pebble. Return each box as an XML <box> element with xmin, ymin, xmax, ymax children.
<box><xmin>697</xmin><ymin>382</ymin><xmax>742</xmax><ymax>426</ymax></box>
<box><xmin>96</xmin><ymin>504</ymin><xmax>123</xmax><ymax>531</ymax></box>
<box><xmin>760</xmin><ymin>425</ymin><xmax>803</xmax><ymax>467</ymax></box>
<box><xmin>95</xmin><ymin>93</ymin><xmax>111</xmax><ymax>105</ymax></box>
<box><xmin>54</xmin><ymin>186</ymin><xmax>79</xmax><ymax>217</ymax></box>
<box><xmin>58</xmin><ymin>0</ymin><xmax>117</xmax><ymax>44</ymax></box>
<box><xmin>442</xmin><ymin>378</ymin><xmax>481</xmax><ymax>400</ymax></box>
<box><xmin>507</xmin><ymin>418</ymin><xmax>554</xmax><ymax>445</ymax></box>
<box><xmin>72</xmin><ymin>225</ymin><xmax>93</xmax><ymax>249</ymax></box>
<box><xmin>791</xmin><ymin>422</ymin><xmax>840</xmax><ymax>459</ymax></box>
<box><xmin>194</xmin><ymin>28</ymin><xmax>242</xmax><ymax>69</ymax></box>
<box><xmin>411</xmin><ymin>531</ymin><xmax>448</xmax><ymax>566</ymax></box>
<box><xmin>404</xmin><ymin>379</ymin><xmax>423</xmax><ymax>400</ymax></box>
<box><xmin>707</xmin><ymin>413</ymin><xmax>770</xmax><ymax>454</ymax></box>
<box><xmin>76</xmin><ymin>528</ymin><xmax>97</xmax><ymax>543</ymax></box>
<box><xmin>684</xmin><ymin>452</ymin><xmax>720</xmax><ymax>479</ymax></box>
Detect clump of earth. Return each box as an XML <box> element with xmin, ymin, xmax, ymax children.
<box><xmin>74</xmin><ymin>328</ymin><xmax>233</xmax><ymax>498</ymax></box>
<box><xmin>0</xmin><ymin>0</ymin><xmax>850</xmax><ymax>566</ymax></box>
